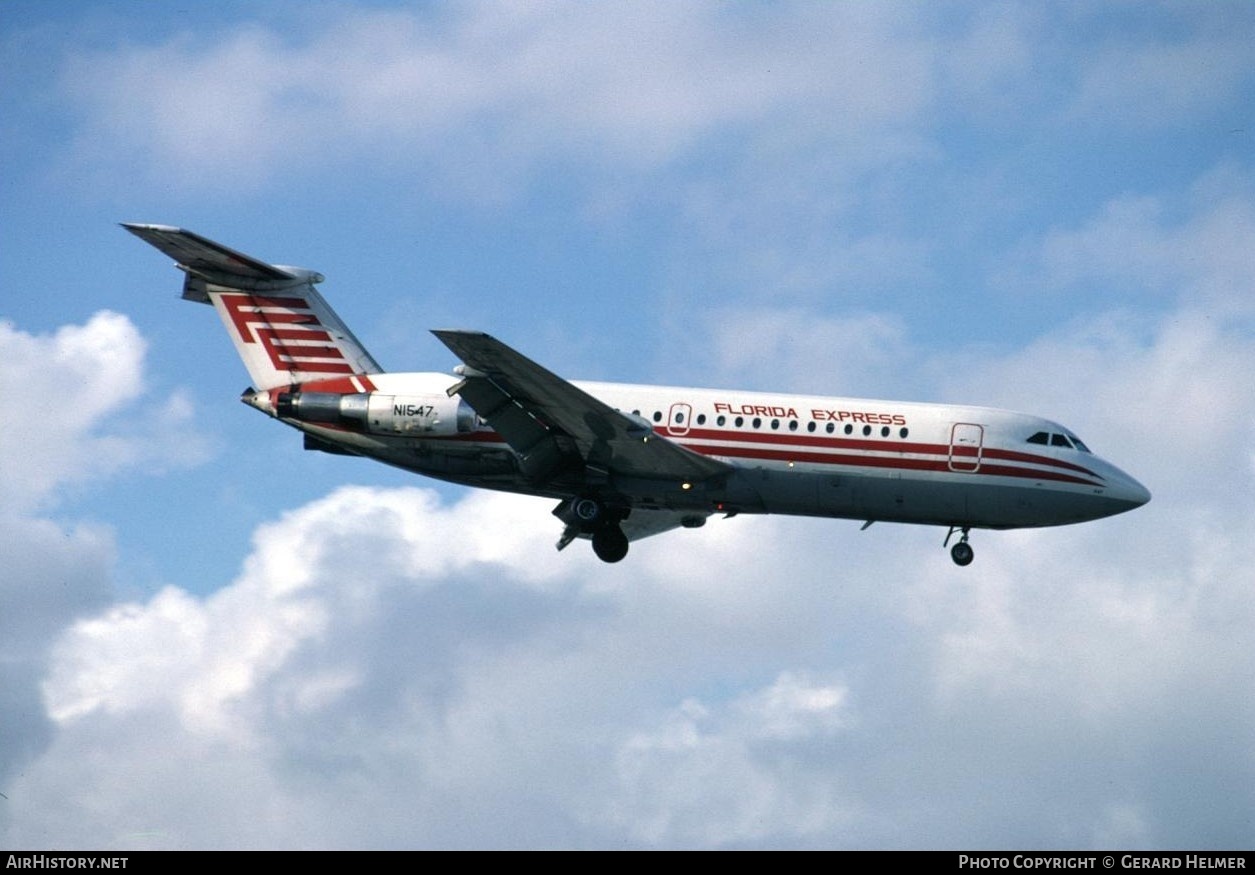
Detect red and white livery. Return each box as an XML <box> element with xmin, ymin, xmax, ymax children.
<box><xmin>125</xmin><ymin>224</ymin><xmax>1150</xmax><ymax>565</ymax></box>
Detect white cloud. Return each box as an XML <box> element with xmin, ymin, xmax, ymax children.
<box><xmin>963</xmin><ymin>182</ymin><xmax>1255</xmax><ymax>515</ymax></box>
<box><xmin>697</xmin><ymin>306</ymin><xmax>915</xmax><ymax>398</ymax></box>
<box><xmin>1001</xmin><ymin>182</ymin><xmax>1255</xmax><ymax>318</ymax></box>
<box><xmin>42</xmin><ymin>485</ymin><xmax>572</xmax><ymax>732</ymax></box>
<box><xmin>0</xmin><ymin>311</ymin><xmax>211</xmax><ymax>815</ymax></box>
<box><xmin>605</xmin><ymin>673</ymin><xmax>854</xmax><ymax>846</ymax></box>
<box><xmin>4</xmin><ymin>401</ymin><xmax>1252</xmax><ymax>849</ymax></box>
<box><xmin>0</xmin><ymin>312</ymin><xmax>144</xmax><ymax>513</ymax></box>
<box><xmin>0</xmin><ymin>312</ymin><xmax>208</xmax><ymax>516</ymax></box>
<box><xmin>5</xmin><ymin>480</ymin><xmax>866</xmax><ymax>848</ymax></box>
<box><xmin>51</xmin><ymin>4</ymin><xmax>1251</xmax><ymax>209</ymax></box>
<box><xmin>56</xmin><ymin>4</ymin><xmax>938</xmax><ymax>197</ymax></box>
<box><xmin>1067</xmin><ymin>20</ymin><xmax>1254</xmax><ymax>128</ymax></box>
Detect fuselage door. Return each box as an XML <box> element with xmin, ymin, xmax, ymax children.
<box><xmin>667</xmin><ymin>402</ymin><xmax>693</xmax><ymax>436</ymax></box>
<box><xmin>948</xmin><ymin>422</ymin><xmax>984</xmax><ymax>472</ymax></box>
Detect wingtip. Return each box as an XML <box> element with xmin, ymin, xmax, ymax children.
<box><xmin>431</xmin><ymin>328</ymin><xmax>491</xmax><ymax>339</ymax></box>
<box><xmin>120</xmin><ymin>222</ymin><xmax>182</xmax><ymax>234</ymax></box>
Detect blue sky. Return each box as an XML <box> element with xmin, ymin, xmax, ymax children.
<box><xmin>2</xmin><ymin>0</ymin><xmax>1254</xmax><ymax>850</ymax></box>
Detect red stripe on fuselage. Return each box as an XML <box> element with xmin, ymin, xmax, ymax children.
<box><xmin>684</xmin><ymin>441</ymin><xmax>1102</xmax><ymax>488</ymax></box>
<box><xmin>406</xmin><ymin>426</ymin><xmax>1102</xmax><ymax>488</ymax></box>
<box><xmin>673</xmin><ymin>426</ymin><xmax>1100</xmax><ymax>479</ymax></box>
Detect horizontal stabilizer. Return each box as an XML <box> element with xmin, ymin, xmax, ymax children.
<box><xmin>122</xmin><ymin>223</ymin><xmax>298</xmax><ymax>281</ymax></box>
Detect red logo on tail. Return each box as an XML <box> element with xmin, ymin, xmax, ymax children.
<box><xmin>220</xmin><ymin>294</ymin><xmax>354</xmax><ymax>375</ymax></box>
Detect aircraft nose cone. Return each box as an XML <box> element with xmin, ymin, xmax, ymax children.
<box><xmin>1116</xmin><ymin>474</ymin><xmax>1151</xmax><ymax>510</ymax></box>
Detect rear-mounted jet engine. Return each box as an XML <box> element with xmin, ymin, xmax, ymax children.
<box><xmin>277</xmin><ymin>391</ymin><xmax>477</xmax><ymax>436</ymax></box>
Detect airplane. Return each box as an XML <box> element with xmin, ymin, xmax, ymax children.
<box><xmin>123</xmin><ymin>223</ymin><xmax>1151</xmax><ymax>566</ymax></box>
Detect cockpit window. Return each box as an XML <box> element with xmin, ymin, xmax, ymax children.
<box><xmin>1029</xmin><ymin>430</ymin><xmax>1091</xmax><ymax>452</ymax></box>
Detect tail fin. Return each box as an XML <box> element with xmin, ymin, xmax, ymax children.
<box><xmin>123</xmin><ymin>224</ymin><xmax>382</xmax><ymax>389</ymax></box>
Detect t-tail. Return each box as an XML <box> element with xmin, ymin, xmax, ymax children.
<box><xmin>122</xmin><ymin>223</ymin><xmax>382</xmax><ymax>390</ymax></box>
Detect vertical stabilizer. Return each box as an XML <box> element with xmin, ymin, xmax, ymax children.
<box><xmin>123</xmin><ymin>224</ymin><xmax>382</xmax><ymax>389</ymax></box>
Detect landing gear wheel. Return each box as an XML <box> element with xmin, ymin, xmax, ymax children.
<box><xmin>573</xmin><ymin>498</ymin><xmax>603</xmax><ymax>525</ymax></box>
<box><xmin>950</xmin><ymin>541</ymin><xmax>974</xmax><ymax>566</ymax></box>
<box><xmin>592</xmin><ymin>525</ymin><xmax>629</xmax><ymax>563</ymax></box>
<box><xmin>944</xmin><ymin>525</ymin><xmax>974</xmax><ymax>566</ymax></box>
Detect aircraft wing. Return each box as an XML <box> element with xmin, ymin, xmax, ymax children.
<box><xmin>432</xmin><ymin>330</ymin><xmax>731</xmax><ymax>484</ymax></box>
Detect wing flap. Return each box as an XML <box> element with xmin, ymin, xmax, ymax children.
<box><xmin>433</xmin><ymin>330</ymin><xmax>730</xmax><ymax>483</ymax></box>
<box><xmin>450</xmin><ymin>371</ymin><xmax>577</xmax><ymax>480</ymax></box>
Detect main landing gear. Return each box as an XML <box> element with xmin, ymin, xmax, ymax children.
<box><xmin>944</xmin><ymin>526</ymin><xmax>974</xmax><ymax>566</ymax></box>
<box><xmin>556</xmin><ymin>497</ymin><xmax>630</xmax><ymax>564</ymax></box>
<box><xmin>591</xmin><ymin>525</ymin><xmax>629</xmax><ymax>563</ymax></box>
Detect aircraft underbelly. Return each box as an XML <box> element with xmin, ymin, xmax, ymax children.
<box><xmin>751</xmin><ymin>464</ymin><xmax>1097</xmax><ymax>529</ymax></box>
<box><xmin>302</xmin><ymin>426</ymin><xmax>524</xmax><ymax>482</ymax></box>
<box><xmin>305</xmin><ymin>425</ymin><xmax>1110</xmax><ymax>529</ymax></box>
<box><xmin>386</xmin><ymin>442</ymin><xmax>519</xmax><ymax>482</ymax></box>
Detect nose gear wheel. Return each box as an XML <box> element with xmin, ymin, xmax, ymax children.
<box><xmin>944</xmin><ymin>526</ymin><xmax>974</xmax><ymax>566</ymax></box>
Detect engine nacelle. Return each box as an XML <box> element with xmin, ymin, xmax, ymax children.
<box><xmin>277</xmin><ymin>391</ymin><xmax>476</xmax><ymax>436</ymax></box>
<box><xmin>363</xmin><ymin>393</ymin><xmax>477</xmax><ymax>435</ymax></box>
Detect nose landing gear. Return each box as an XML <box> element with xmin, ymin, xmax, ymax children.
<box><xmin>945</xmin><ymin>526</ymin><xmax>974</xmax><ymax>566</ymax></box>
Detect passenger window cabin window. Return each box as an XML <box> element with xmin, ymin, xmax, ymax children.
<box><xmin>752</xmin><ymin>418</ymin><xmax>762</xmax><ymax>429</ymax></box>
<box><xmin>653</xmin><ymin>411</ymin><xmax>662</xmax><ymax>423</ymax></box>
<box><xmin>880</xmin><ymin>426</ymin><xmax>890</xmax><ymax>437</ymax></box>
<box><xmin>807</xmin><ymin>421</ymin><xmax>817</xmax><ymax>433</ymax></box>
<box><xmin>717</xmin><ymin>415</ymin><xmax>726</xmax><ymax>427</ymax></box>
<box><xmin>675</xmin><ymin>412</ymin><xmax>685</xmax><ymax>424</ymax></box>
<box><xmin>789</xmin><ymin>420</ymin><xmax>799</xmax><ymax>432</ymax></box>
<box><xmin>862</xmin><ymin>425</ymin><xmax>872</xmax><ymax>436</ymax></box>
<box><xmin>826</xmin><ymin>423</ymin><xmax>835</xmax><ymax>434</ymax></box>
<box><xmin>844</xmin><ymin>424</ymin><xmax>853</xmax><ymax>435</ymax></box>
<box><xmin>735</xmin><ymin>416</ymin><xmax>744</xmax><ymax>427</ymax></box>
<box><xmin>1027</xmin><ymin>432</ymin><xmax>1049</xmax><ymax>445</ymax></box>
<box><xmin>770</xmin><ymin>419</ymin><xmax>780</xmax><ymax>430</ymax></box>
<box><xmin>696</xmin><ymin>413</ymin><xmax>706</xmax><ymax>425</ymax></box>
<box><xmin>899</xmin><ymin>427</ymin><xmax>909</xmax><ymax>439</ymax></box>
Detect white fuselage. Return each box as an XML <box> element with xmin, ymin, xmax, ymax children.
<box><xmin>257</xmin><ymin>370</ymin><xmax>1151</xmax><ymax>533</ymax></box>
<box><xmin>123</xmin><ymin>222</ymin><xmax>1152</xmax><ymax>564</ymax></box>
